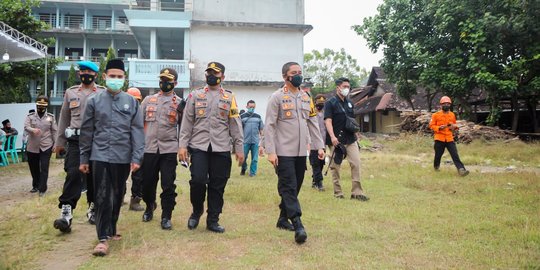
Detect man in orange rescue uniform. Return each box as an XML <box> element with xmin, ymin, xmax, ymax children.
<box><xmin>429</xmin><ymin>96</ymin><xmax>469</xmax><ymax>176</ymax></box>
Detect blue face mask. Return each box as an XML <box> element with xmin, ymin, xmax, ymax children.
<box><xmin>247</xmin><ymin>108</ymin><xmax>255</xmax><ymax>113</ymax></box>
<box><xmin>106</xmin><ymin>78</ymin><xmax>125</xmax><ymax>92</ymax></box>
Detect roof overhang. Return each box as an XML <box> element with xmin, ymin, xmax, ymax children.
<box><xmin>0</xmin><ymin>21</ymin><xmax>47</xmax><ymax>63</ymax></box>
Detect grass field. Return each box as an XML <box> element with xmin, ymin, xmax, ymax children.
<box><xmin>1</xmin><ymin>134</ymin><xmax>539</xmax><ymax>269</ymax></box>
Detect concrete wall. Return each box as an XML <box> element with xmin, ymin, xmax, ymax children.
<box><xmin>193</xmin><ymin>0</ymin><xmax>304</xmax><ymax>24</ymax></box>
<box><xmin>224</xmin><ymin>85</ymin><xmax>276</xmax><ymax>122</ymax></box>
<box><xmin>190</xmin><ymin>26</ymin><xmax>304</xmax><ymax>82</ymax></box>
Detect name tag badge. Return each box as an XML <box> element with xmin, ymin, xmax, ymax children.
<box><xmin>348</xmin><ymin>102</ymin><xmax>352</xmax><ymax>108</ymax></box>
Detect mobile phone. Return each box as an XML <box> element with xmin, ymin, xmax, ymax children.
<box><xmin>180</xmin><ymin>161</ymin><xmax>188</xmax><ymax>168</ymax></box>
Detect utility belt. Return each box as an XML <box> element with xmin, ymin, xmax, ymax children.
<box><xmin>65</xmin><ymin>127</ymin><xmax>81</xmax><ymax>139</ymax></box>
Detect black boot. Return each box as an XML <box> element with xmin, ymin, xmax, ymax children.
<box><xmin>142</xmin><ymin>202</ymin><xmax>156</xmax><ymax>222</ymax></box>
<box><xmin>292</xmin><ymin>217</ymin><xmax>307</xmax><ymax>244</ymax></box>
<box><xmin>276</xmin><ymin>210</ymin><xmax>294</xmax><ymax>231</ymax></box>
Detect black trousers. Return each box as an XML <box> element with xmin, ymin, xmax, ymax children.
<box><xmin>189</xmin><ymin>146</ymin><xmax>231</xmax><ymax>224</ymax></box>
<box><xmin>58</xmin><ymin>138</ymin><xmax>94</xmax><ymax>209</ymax></box>
<box><xmin>434</xmin><ymin>140</ymin><xmax>465</xmax><ymax>170</ymax></box>
<box><xmin>277</xmin><ymin>156</ymin><xmax>306</xmax><ymax>219</ymax></box>
<box><xmin>27</xmin><ymin>147</ymin><xmax>53</xmax><ymax>192</ymax></box>
<box><xmin>142</xmin><ymin>152</ymin><xmax>177</xmax><ymax>219</ymax></box>
<box><xmin>131</xmin><ymin>166</ymin><xmax>143</xmax><ymax>198</ymax></box>
<box><xmin>309</xmin><ymin>150</ymin><xmax>325</xmax><ymax>183</ymax></box>
<box><xmin>92</xmin><ymin>161</ymin><xmax>130</xmax><ymax>241</ymax></box>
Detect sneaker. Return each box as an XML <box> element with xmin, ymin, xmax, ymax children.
<box><xmin>87</xmin><ymin>202</ymin><xmax>96</xmax><ymax>225</ymax></box>
<box><xmin>240</xmin><ymin>170</ymin><xmax>246</xmax><ymax>176</ymax></box>
<box><xmin>29</xmin><ymin>188</ymin><xmax>38</xmax><ymax>193</ymax></box>
<box><xmin>334</xmin><ymin>194</ymin><xmax>345</xmax><ymax>199</ymax></box>
<box><xmin>458</xmin><ymin>168</ymin><xmax>469</xmax><ymax>177</ymax></box>
<box><xmin>53</xmin><ymin>204</ymin><xmax>73</xmax><ymax>233</ymax></box>
<box><xmin>434</xmin><ymin>166</ymin><xmax>440</xmax><ymax>171</ymax></box>
<box><xmin>316</xmin><ymin>182</ymin><xmax>325</xmax><ymax>192</ymax></box>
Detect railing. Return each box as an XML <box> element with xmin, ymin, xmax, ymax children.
<box><xmin>128</xmin><ymin>0</ymin><xmax>191</xmax><ymax>11</ymax></box>
<box><xmin>63</xmin><ymin>15</ymin><xmax>84</xmax><ymax>30</ymax></box>
<box><xmin>36</xmin><ymin>14</ymin><xmax>57</xmax><ymax>28</ymax></box>
<box><xmin>128</xmin><ymin>59</ymin><xmax>189</xmax><ymax>88</ymax></box>
<box><xmin>0</xmin><ymin>21</ymin><xmax>48</xmax><ymax>55</ymax></box>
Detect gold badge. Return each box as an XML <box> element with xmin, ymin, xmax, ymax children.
<box><xmin>285</xmin><ymin>111</ymin><xmax>292</xmax><ymax>117</ymax></box>
<box><xmin>198</xmin><ymin>109</ymin><xmax>205</xmax><ymax>115</ymax></box>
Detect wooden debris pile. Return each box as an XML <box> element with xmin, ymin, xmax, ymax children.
<box><xmin>399</xmin><ymin>111</ymin><xmax>516</xmax><ymax>143</ymax></box>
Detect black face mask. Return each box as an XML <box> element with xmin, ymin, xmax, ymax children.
<box><xmin>37</xmin><ymin>107</ymin><xmax>47</xmax><ymax>114</ymax></box>
<box><xmin>442</xmin><ymin>105</ymin><xmax>451</xmax><ymax>112</ymax></box>
<box><xmin>159</xmin><ymin>81</ymin><xmax>175</xmax><ymax>92</ymax></box>
<box><xmin>80</xmin><ymin>74</ymin><xmax>95</xmax><ymax>85</ymax></box>
<box><xmin>316</xmin><ymin>105</ymin><xmax>324</xmax><ymax>111</ymax></box>
<box><xmin>206</xmin><ymin>74</ymin><xmax>221</xmax><ymax>86</ymax></box>
<box><xmin>288</xmin><ymin>74</ymin><xmax>303</xmax><ymax>88</ymax></box>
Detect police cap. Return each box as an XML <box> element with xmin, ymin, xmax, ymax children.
<box><xmin>77</xmin><ymin>61</ymin><xmax>99</xmax><ymax>73</ymax></box>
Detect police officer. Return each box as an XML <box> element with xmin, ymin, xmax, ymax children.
<box><xmin>24</xmin><ymin>96</ymin><xmax>57</xmax><ymax>196</ymax></box>
<box><xmin>79</xmin><ymin>58</ymin><xmax>144</xmax><ymax>256</ymax></box>
<box><xmin>141</xmin><ymin>68</ymin><xmax>186</xmax><ymax>230</ymax></box>
<box><xmin>178</xmin><ymin>62</ymin><xmax>244</xmax><ymax>233</ymax></box>
<box><xmin>310</xmin><ymin>94</ymin><xmax>327</xmax><ymax>191</ymax></box>
<box><xmin>264</xmin><ymin>62</ymin><xmax>325</xmax><ymax>244</ymax></box>
<box><xmin>126</xmin><ymin>87</ymin><xmax>145</xmax><ymax>211</ymax></box>
<box><xmin>53</xmin><ymin>61</ymin><xmax>106</xmax><ymax>233</ymax></box>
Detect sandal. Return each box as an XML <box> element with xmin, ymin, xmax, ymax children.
<box><xmin>92</xmin><ymin>241</ymin><xmax>109</xmax><ymax>256</ymax></box>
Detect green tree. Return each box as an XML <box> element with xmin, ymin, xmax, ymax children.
<box><xmin>303</xmin><ymin>48</ymin><xmax>368</xmax><ymax>95</ymax></box>
<box><xmin>0</xmin><ymin>0</ymin><xmax>61</xmax><ymax>103</ymax></box>
<box><xmin>355</xmin><ymin>0</ymin><xmax>540</xmax><ymax>131</ymax></box>
<box><xmin>67</xmin><ymin>64</ymin><xmax>77</xmax><ymax>87</ymax></box>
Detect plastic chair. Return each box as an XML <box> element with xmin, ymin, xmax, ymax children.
<box><xmin>0</xmin><ymin>137</ymin><xmax>8</xmax><ymax>166</ymax></box>
<box><xmin>6</xmin><ymin>135</ymin><xmax>20</xmax><ymax>164</ymax></box>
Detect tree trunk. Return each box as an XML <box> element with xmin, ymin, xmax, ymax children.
<box><xmin>527</xmin><ymin>99</ymin><xmax>539</xmax><ymax>133</ymax></box>
<box><xmin>511</xmin><ymin>92</ymin><xmax>519</xmax><ymax>132</ymax></box>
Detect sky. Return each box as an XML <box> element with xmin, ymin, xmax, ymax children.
<box><xmin>304</xmin><ymin>0</ymin><xmax>385</xmax><ymax>71</ymax></box>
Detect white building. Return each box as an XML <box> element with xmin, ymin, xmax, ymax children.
<box><xmin>33</xmin><ymin>0</ymin><xmax>312</xmax><ymax>119</ymax></box>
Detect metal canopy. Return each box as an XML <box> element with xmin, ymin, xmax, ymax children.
<box><xmin>0</xmin><ymin>21</ymin><xmax>48</xmax><ymax>63</ymax></box>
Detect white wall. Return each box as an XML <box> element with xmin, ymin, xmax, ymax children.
<box><xmin>226</xmin><ymin>85</ymin><xmax>276</xmax><ymax>122</ymax></box>
<box><xmin>190</xmin><ymin>26</ymin><xmax>304</xmax><ymax>82</ymax></box>
<box><xmin>193</xmin><ymin>0</ymin><xmax>304</xmax><ymax>24</ymax></box>
<box><xmin>0</xmin><ymin>103</ymin><xmax>37</xmax><ymax>149</ymax></box>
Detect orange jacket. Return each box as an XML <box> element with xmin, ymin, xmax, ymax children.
<box><xmin>429</xmin><ymin>110</ymin><xmax>457</xmax><ymax>142</ymax></box>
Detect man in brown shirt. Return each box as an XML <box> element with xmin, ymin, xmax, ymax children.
<box><xmin>24</xmin><ymin>96</ymin><xmax>57</xmax><ymax>196</ymax></box>
<box><xmin>178</xmin><ymin>62</ymin><xmax>244</xmax><ymax>233</ymax></box>
<box><xmin>141</xmin><ymin>68</ymin><xmax>186</xmax><ymax>230</ymax></box>
<box><xmin>53</xmin><ymin>61</ymin><xmax>106</xmax><ymax>233</ymax></box>
<box><xmin>264</xmin><ymin>62</ymin><xmax>325</xmax><ymax>244</ymax></box>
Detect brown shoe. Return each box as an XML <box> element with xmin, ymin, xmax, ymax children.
<box><xmin>92</xmin><ymin>241</ymin><xmax>109</xmax><ymax>256</ymax></box>
<box><xmin>129</xmin><ymin>196</ymin><xmax>144</xmax><ymax>211</ymax></box>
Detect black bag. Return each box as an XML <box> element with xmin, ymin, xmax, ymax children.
<box><xmin>337</xmin><ymin>101</ymin><xmax>360</xmax><ymax>133</ymax></box>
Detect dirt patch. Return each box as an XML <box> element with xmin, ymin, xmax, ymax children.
<box><xmin>0</xmin><ymin>161</ymin><xmax>96</xmax><ymax>269</ymax></box>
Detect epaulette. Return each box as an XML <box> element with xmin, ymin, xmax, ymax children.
<box><xmin>224</xmin><ymin>89</ymin><xmax>233</xmax><ymax>94</ymax></box>
<box><xmin>27</xmin><ymin>112</ymin><xmax>36</xmax><ymax>116</ymax></box>
<box><xmin>96</xmin><ymin>85</ymin><xmax>107</xmax><ymax>90</ymax></box>
<box><xmin>46</xmin><ymin>112</ymin><xmax>54</xmax><ymax>116</ymax></box>
<box><xmin>66</xmin><ymin>85</ymin><xmax>79</xmax><ymax>91</ymax></box>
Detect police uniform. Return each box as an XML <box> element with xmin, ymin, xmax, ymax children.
<box><xmin>178</xmin><ymin>62</ymin><xmax>243</xmax><ymax>231</ymax></box>
<box><xmin>310</xmin><ymin>94</ymin><xmax>327</xmax><ymax>190</ymax></box>
<box><xmin>264</xmin><ymin>85</ymin><xmax>324</xmax><ymax>234</ymax></box>
<box><xmin>141</xmin><ymin>68</ymin><xmax>186</xmax><ymax>225</ymax></box>
<box><xmin>55</xmin><ymin>61</ymin><xmax>106</xmax><ymax>212</ymax></box>
<box><xmin>79</xmin><ymin>58</ymin><xmax>145</xmax><ymax>243</ymax></box>
<box><xmin>24</xmin><ymin>97</ymin><xmax>57</xmax><ymax>194</ymax></box>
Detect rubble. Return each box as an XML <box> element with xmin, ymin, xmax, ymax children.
<box><xmin>399</xmin><ymin>111</ymin><xmax>517</xmax><ymax>143</ymax></box>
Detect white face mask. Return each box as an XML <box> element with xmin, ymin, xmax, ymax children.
<box><xmin>340</xmin><ymin>87</ymin><xmax>350</xmax><ymax>96</ymax></box>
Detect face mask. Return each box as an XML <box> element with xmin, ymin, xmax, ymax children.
<box><xmin>288</xmin><ymin>74</ymin><xmax>303</xmax><ymax>88</ymax></box>
<box><xmin>159</xmin><ymin>81</ymin><xmax>175</xmax><ymax>92</ymax></box>
<box><xmin>206</xmin><ymin>74</ymin><xmax>221</xmax><ymax>86</ymax></box>
<box><xmin>340</xmin><ymin>87</ymin><xmax>350</xmax><ymax>96</ymax></box>
<box><xmin>316</xmin><ymin>105</ymin><xmax>324</xmax><ymax>111</ymax></box>
<box><xmin>442</xmin><ymin>105</ymin><xmax>451</xmax><ymax>111</ymax></box>
<box><xmin>106</xmin><ymin>78</ymin><xmax>125</xmax><ymax>92</ymax></box>
<box><xmin>37</xmin><ymin>107</ymin><xmax>47</xmax><ymax>114</ymax></box>
<box><xmin>247</xmin><ymin>108</ymin><xmax>255</xmax><ymax>113</ymax></box>
<box><xmin>80</xmin><ymin>74</ymin><xmax>95</xmax><ymax>85</ymax></box>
